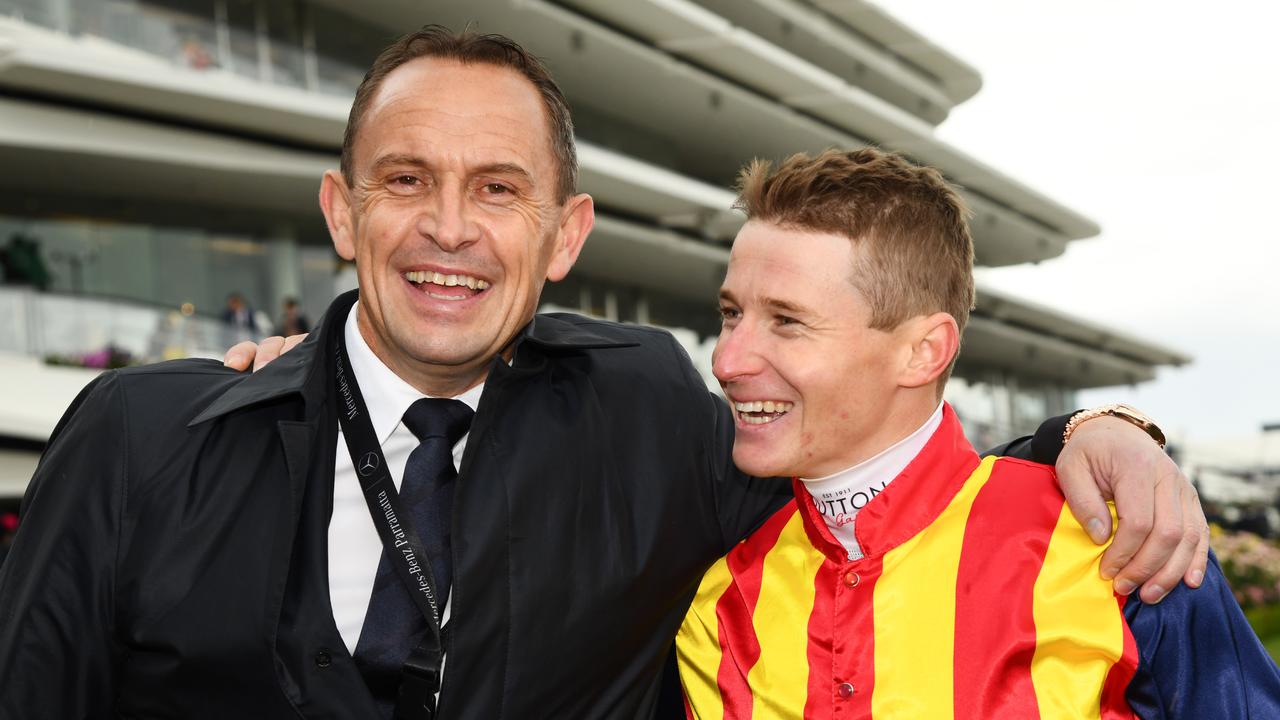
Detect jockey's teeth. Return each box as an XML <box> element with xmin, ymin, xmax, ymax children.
<box><xmin>734</xmin><ymin>400</ymin><xmax>794</xmax><ymax>424</ymax></box>
<box><xmin>734</xmin><ymin>400</ymin><xmax>794</xmax><ymax>414</ymax></box>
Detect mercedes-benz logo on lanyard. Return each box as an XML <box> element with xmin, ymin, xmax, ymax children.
<box><xmin>358</xmin><ymin>452</ymin><xmax>380</xmax><ymax>477</ymax></box>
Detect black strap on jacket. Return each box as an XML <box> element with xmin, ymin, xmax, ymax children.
<box><xmin>333</xmin><ymin>332</ymin><xmax>445</xmax><ymax>720</ymax></box>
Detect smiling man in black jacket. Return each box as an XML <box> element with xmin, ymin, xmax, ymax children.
<box><xmin>0</xmin><ymin>27</ymin><xmax>1207</xmax><ymax>720</ymax></box>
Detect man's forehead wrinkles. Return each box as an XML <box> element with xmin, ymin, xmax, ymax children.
<box><xmin>376</xmin><ymin>93</ymin><xmax>535</xmax><ymax>129</ymax></box>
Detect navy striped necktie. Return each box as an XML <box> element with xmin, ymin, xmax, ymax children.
<box><xmin>352</xmin><ymin>397</ymin><xmax>473</xmax><ymax>716</ymax></box>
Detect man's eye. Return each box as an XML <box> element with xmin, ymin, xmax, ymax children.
<box><xmin>776</xmin><ymin>315</ymin><xmax>798</xmax><ymax>326</ymax></box>
<box><xmin>392</xmin><ymin>175</ymin><xmax>419</xmax><ymax>186</ymax></box>
<box><xmin>719</xmin><ymin>306</ymin><xmax>740</xmax><ymax>321</ymax></box>
<box><xmin>483</xmin><ymin>183</ymin><xmax>511</xmax><ymax>195</ymax></box>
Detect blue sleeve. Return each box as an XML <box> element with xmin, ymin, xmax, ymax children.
<box><xmin>1124</xmin><ymin>551</ymin><xmax>1280</xmax><ymax>719</ymax></box>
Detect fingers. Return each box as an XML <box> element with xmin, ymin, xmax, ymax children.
<box><xmin>1129</xmin><ymin>471</ymin><xmax>1207</xmax><ymax>603</ymax></box>
<box><xmin>1132</xmin><ymin>484</ymin><xmax>1202</xmax><ymax>603</ymax></box>
<box><xmin>253</xmin><ymin>336</ymin><xmax>285</xmax><ymax>372</ymax></box>
<box><xmin>223</xmin><ymin>341</ymin><xmax>259</xmax><ymax>371</ymax></box>
<box><xmin>1183</xmin><ymin>485</ymin><xmax>1210</xmax><ymax>589</ymax></box>
<box><xmin>1106</xmin><ymin>460</ymin><xmax>1185</xmax><ymax>601</ymax></box>
<box><xmin>1056</xmin><ymin>447</ymin><xmax>1115</xmax><ymax>545</ymax></box>
<box><xmin>281</xmin><ymin>334</ymin><xmax>307</xmax><ymax>355</ymax></box>
<box><xmin>1096</xmin><ymin>448</ymin><xmax>1158</xmax><ymax>584</ymax></box>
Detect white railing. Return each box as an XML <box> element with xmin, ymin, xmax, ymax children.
<box><xmin>0</xmin><ymin>286</ymin><xmax>252</xmax><ymax>364</ymax></box>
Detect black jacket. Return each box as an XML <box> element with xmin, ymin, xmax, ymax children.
<box><xmin>0</xmin><ymin>291</ymin><xmax>1058</xmax><ymax>719</ymax></box>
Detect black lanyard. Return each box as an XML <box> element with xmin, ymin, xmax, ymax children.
<box><xmin>333</xmin><ymin>332</ymin><xmax>445</xmax><ymax>720</ymax></box>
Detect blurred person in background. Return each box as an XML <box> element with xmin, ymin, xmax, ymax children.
<box><xmin>221</xmin><ymin>290</ymin><xmax>254</xmax><ymax>329</ymax></box>
<box><xmin>0</xmin><ymin>26</ymin><xmax>1208</xmax><ymax>720</ymax></box>
<box><xmin>278</xmin><ymin>296</ymin><xmax>311</xmax><ymax>336</ymax></box>
<box><xmin>222</xmin><ymin>290</ymin><xmax>272</xmax><ymax>344</ymax></box>
<box><xmin>675</xmin><ymin>149</ymin><xmax>1279</xmax><ymax>719</ymax></box>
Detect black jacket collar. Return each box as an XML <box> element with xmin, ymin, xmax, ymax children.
<box><xmin>190</xmin><ymin>290</ymin><xmax>637</xmax><ymax>426</ymax></box>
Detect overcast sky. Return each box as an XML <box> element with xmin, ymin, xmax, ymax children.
<box><xmin>888</xmin><ymin>1</ymin><xmax>1280</xmax><ymax>445</ymax></box>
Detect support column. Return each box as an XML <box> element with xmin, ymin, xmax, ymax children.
<box><xmin>265</xmin><ymin>233</ymin><xmax>301</xmax><ymax>332</ymax></box>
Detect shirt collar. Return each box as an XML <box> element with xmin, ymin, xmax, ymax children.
<box><xmin>344</xmin><ymin>302</ymin><xmax>483</xmax><ymax>445</ymax></box>
<box><xmin>794</xmin><ymin>402</ymin><xmax>981</xmax><ymax>563</ymax></box>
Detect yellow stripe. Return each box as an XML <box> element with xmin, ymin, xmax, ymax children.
<box><xmin>677</xmin><ymin>556</ymin><xmax>734</xmax><ymax>720</ymax></box>
<box><xmin>746</xmin><ymin>511</ymin><xmax>824</xmax><ymax>718</ymax></box>
<box><xmin>871</xmin><ymin>456</ymin><xmax>997</xmax><ymax>719</ymax></box>
<box><xmin>1030</xmin><ymin>504</ymin><xmax>1124</xmax><ymax>720</ymax></box>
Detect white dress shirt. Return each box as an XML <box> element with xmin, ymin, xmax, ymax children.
<box><xmin>328</xmin><ymin>303</ymin><xmax>483</xmax><ymax>654</ymax></box>
<box><xmin>799</xmin><ymin>403</ymin><xmax>943</xmax><ymax>560</ymax></box>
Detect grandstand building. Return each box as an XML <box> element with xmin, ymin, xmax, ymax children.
<box><xmin>0</xmin><ymin>0</ymin><xmax>1188</xmax><ymax>503</ymax></box>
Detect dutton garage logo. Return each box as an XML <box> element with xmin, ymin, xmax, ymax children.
<box><xmin>358</xmin><ymin>452</ymin><xmax>380</xmax><ymax>477</ymax></box>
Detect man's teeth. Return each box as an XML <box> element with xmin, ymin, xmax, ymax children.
<box><xmin>403</xmin><ymin>270</ymin><xmax>490</xmax><ymax>291</ymax></box>
<box><xmin>734</xmin><ymin>400</ymin><xmax>795</xmax><ymax>425</ymax></box>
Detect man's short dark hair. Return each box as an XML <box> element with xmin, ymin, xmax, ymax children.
<box><xmin>340</xmin><ymin>25</ymin><xmax>578</xmax><ymax>202</ymax></box>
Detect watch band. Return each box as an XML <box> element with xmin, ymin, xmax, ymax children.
<box><xmin>1062</xmin><ymin>404</ymin><xmax>1167</xmax><ymax>449</ymax></box>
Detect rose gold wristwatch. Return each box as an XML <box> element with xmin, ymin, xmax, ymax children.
<box><xmin>1062</xmin><ymin>403</ymin><xmax>1166</xmax><ymax>449</ymax></box>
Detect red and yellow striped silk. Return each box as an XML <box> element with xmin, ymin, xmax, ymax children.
<box><xmin>677</xmin><ymin>406</ymin><xmax>1139</xmax><ymax>720</ymax></box>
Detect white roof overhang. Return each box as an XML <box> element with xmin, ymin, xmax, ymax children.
<box><xmin>802</xmin><ymin>0</ymin><xmax>983</xmax><ymax>106</ymax></box>
<box><xmin>0</xmin><ymin>17</ymin><xmax>350</xmax><ymax>147</ymax></box>
<box><xmin>0</xmin><ymin>18</ymin><xmax>744</xmax><ymax>240</ymax></box>
<box><xmin>676</xmin><ymin>0</ymin><xmax>960</xmax><ymax>124</ymax></box>
<box><xmin>0</xmin><ymin>95</ymin><xmax>333</xmax><ymax>215</ymax></box>
<box><xmin>539</xmin><ymin>0</ymin><xmax>1097</xmax><ymax>245</ymax></box>
<box><xmin>300</xmin><ymin>0</ymin><xmax>1095</xmax><ymax>265</ymax></box>
<box><xmin>0</xmin><ymin>4</ymin><xmax>1094</xmax><ymax>261</ymax></box>
<box><xmin>974</xmin><ymin>286</ymin><xmax>1191</xmax><ymax>368</ymax></box>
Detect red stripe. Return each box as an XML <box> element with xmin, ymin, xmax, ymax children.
<box><xmin>714</xmin><ymin>504</ymin><xmax>796</xmax><ymax>718</ymax></box>
<box><xmin>1099</xmin><ymin>595</ymin><xmax>1140</xmax><ymax>720</ymax></box>
<box><xmin>952</xmin><ymin>459</ymin><xmax>1062</xmax><ymax>717</ymax></box>
<box><xmin>841</xmin><ymin>555</ymin><xmax>881</xmax><ymax>720</ymax></box>
<box><xmin>802</xmin><ymin>558</ymin><xmax>838</xmax><ymax>719</ymax></box>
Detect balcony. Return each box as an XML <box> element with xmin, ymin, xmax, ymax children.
<box><xmin>0</xmin><ymin>286</ymin><xmax>257</xmax><ymax>439</ymax></box>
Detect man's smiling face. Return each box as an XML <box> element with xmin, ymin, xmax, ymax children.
<box><xmin>713</xmin><ymin>221</ymin><xmax>917</xmax><ymax>479</ymax></box>
<box><xmin>323</xmin><ymin>57</ymin><xmax>591</xmax><ymax>393</ymax></box>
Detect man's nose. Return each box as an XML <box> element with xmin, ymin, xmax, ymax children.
<box><xmin>419</xmin><ymin>186</ymin><xmax>479</xmax><ymax>252</ymax></box>
<box><xmin>712</xmin><ymin>323</ymin><xmax>761</xmax><ymax>384</ymax></box>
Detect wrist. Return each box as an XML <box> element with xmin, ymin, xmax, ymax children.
<box><xmin>1063</xmin><ymin>404</ymin><xmax>1166</xmax><ymax>449</ymax></box>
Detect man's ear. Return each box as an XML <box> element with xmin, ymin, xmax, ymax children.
<box><xmin>545</xmin><ymin>193</ymin><xmax>595</xmax><ymax>282</ymax></box>
<box><xmin>899</xmin><ymin>312</ymin><xmax>960</xmax><ymax>389</ymax></box>
<box><xmin>319</xmin><ymin>169</ymin><xmax>357</xmax><ymax>261</ymax></box>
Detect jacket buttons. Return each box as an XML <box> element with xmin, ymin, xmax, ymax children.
<box><xmin>314</xmin><ymin>649</ymin><xmax>333</xmax><ymax>669</ymax></box>
<box><xmin>837</xmin><ymin>682</ymin><xmax>855</xmax><ymax>699</ymax></box>
<box><xmin>843</xmin><ymin>571</ymin><xmax>860</xmax><ymax>588</ymax></box>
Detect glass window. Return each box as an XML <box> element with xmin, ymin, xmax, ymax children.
<box><xmin>311</xmin><ymin>3</ymin><xmax>388</xmax><ymax>96</ymax></box>
<box><xmin>299</xmin><ymin>245</ymin><xmax>339</xmax><ymax>326</ymax></box>
<box><xmin>69</xmin><ymin>0</ymin><xmax>119</xmax><ymax>45</ymax></box>
<box><xmin>68</xmin><ymin>0</ymin><xmax>218</xmax><ymax>70</ymax></box>
<box><xmin>262</xmin><ymin>0</ymin><xmax>305</xmax><ymax>88</ymax></box>
<box><xmin>222</xmin><ymin>0</ymin><xmax>260</xmax><ymax>81</ymax></box>
<box><xmin>0</xmin><ymin>0</ymin><xmax>59</xmax><ymax>30</ymax></box>
<box><xmin>28</xmin><ymin>217</ymin><xmax>95</xmax><ymax>296</ymax></box>
<box><xmin>1012</xmin><ymin>385</ymin><xmax>1049</xmax><ymax>431</ymax></box>
<box><xmin>138</xmin><ymin>0</ymin><xmax>218</xmax><ymax>68</ymax></box>
<box><xmin>91</xmin><ymin>223</ymin><xmax>157</xmax><ymax>301</ymax></box>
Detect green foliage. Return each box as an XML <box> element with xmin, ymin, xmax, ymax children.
<box><xmin>1247</xmin><ymin>604</ymin><xmax>1280</xmax><ymax>643</ymax></box>
<box><xmin>1265</xmin><ymin>635</ymin><xmax>1280</xmax><ymax>666</ymax></box>
<box><xmin>1213</xmin><ymin>526</ymin><xmax>1280</xmax><ymax>609</ymax></box>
